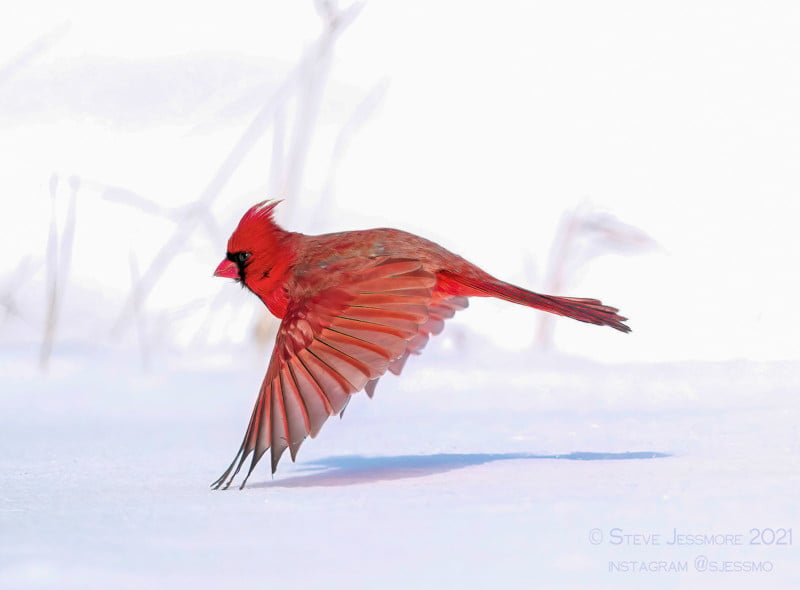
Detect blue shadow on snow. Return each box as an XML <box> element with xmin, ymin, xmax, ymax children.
<box><xmin>252</xmin><ymin>451</ymin><xmax>671</xmax><ymax>489</ymax></box>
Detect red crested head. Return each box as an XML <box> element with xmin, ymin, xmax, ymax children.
<box><xmin>214</xmin><ymin>200</ymin><xmax>296</xmax><ymax>305</ymax></box>
<box><xmin>226</xmin><ymin>199</ymin><xmax>282</xmax><ymax>253</ymax></box>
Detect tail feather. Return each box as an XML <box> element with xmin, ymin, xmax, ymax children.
<box><xmin>440</xmin><ymin>272</ymin><xmax>630</xmax><ymax>333</ymax></box>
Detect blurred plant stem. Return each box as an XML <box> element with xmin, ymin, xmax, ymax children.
<box><xmin>40</xmin><ymin>175</ymin><xmax>79</xmax><ymax>371</ymax></box>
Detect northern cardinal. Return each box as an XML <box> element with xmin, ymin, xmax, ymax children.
<box><xmin>212</xmin><ymin>200</ymin><xmax>629</xmax><ymax>489</ymax></box>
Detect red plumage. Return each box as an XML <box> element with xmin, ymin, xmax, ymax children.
<box><xmin>212</xmin><ymin>200</ymin><xmax>629</xmax><ymax>489</ymax></box>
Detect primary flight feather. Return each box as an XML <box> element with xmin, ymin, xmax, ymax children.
<box><xmin>212</xmin><ymin>200</ymin><xmax>630</xmax><ymax>489</ymax></box>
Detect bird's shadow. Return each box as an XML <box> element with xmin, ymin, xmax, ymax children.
<box><xmin>250</xmin><ymin>451</ymin><xmax>671</xmax><ymax>489</ymax></box>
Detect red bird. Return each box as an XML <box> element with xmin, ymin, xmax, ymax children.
<box><xmin>212</xmin><ymin>200</ymin><xmax>629</xmax><ymax>489</ymax></box>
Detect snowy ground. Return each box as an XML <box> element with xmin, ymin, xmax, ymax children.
<box><xmin>2</xmin><ymin>342</ymin><xmax>798</xmax><ymax>590</ymax></box>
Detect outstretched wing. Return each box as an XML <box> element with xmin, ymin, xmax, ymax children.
<box><xmin>364</xmin><ymin>294</ymin><xmax>469</xmax><ymax>397</ymax></box>
<box><xmin>212</xmin><ymin>257</ymin><xmax>437</xmax><ymax>490</ymax></box>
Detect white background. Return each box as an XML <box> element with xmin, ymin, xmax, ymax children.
<box><xmin>2</xmin><ymin>1</ymin><xmax>799</xmax><ymax>362</ymax></box>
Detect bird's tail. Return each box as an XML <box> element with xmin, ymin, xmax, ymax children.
<box><xmin>439</xmin><ymin>271</ymin><xmax>630</xmax><ymax>333</ymax></box>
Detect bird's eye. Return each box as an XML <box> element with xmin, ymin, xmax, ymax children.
<box><xmin>227</xmin><ymin>251</ymin><xmax>251</xmax><ymax>265</ymax></box>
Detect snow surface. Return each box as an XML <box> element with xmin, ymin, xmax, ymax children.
<box><xmin>2</xmin><ymin>343</ymin><xmax>798</xmax><ymax>589</ymax></box>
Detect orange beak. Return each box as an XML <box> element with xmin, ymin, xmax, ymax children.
<box><xmin>214</xmin><ymin>258</ymin><xmax>239</xmax><ymax>279</ymax></box>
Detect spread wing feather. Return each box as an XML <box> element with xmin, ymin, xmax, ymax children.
<box><xmin>212</xmin><ymin>257</ymin><xmax>439</xmax><ymax>490</ymax></box>
<box><xmin>365</xmin><ymin>295</ymin><xmax>468</xmax><ymax>397</ymax></box>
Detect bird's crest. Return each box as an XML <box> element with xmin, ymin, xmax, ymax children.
<box><xmin>228</xmin><ymin>199</ymin><xmax>284</xmax><ymax>253</ymax></box>
<box><xmin>244</xmin><ymin>199</ymin><xmax>281</xmax><ymax>222</ymax></box>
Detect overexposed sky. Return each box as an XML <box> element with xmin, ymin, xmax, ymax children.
<box><xmin>1</xmin><ymin>1</ymin><xmax>799</xmax><ymax>362</ymax></box>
